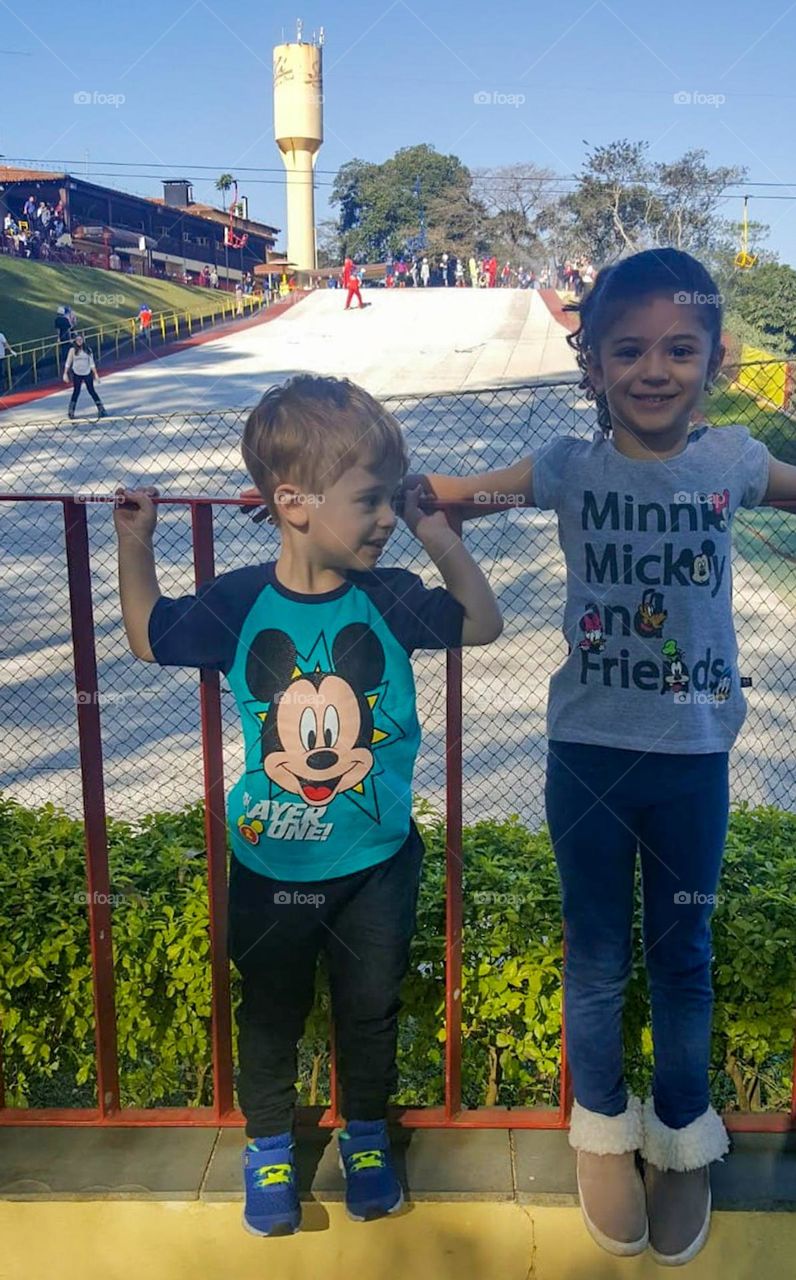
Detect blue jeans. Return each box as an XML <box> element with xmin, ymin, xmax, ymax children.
<box><xmin>545</xmin><ymin>741</ymin><xmax>729</xmax><ymax>1130</ymax></box>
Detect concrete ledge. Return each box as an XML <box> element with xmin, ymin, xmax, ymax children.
<box><xmin>513</xmin><ymin>1128</ymin><xmax>796</xmax><ymax>1211</ymax></box>
<box><xmin>0</xmin><ymin>1127</ymin><xmax>217</xmax><ymax>1200</ymax></box>
<box><xmin>205</xmin><ymin>1126</ymin><xmax>513</xmax><ymax>1202</ymax></box>
<box><xmin>2</xmin><ymin>1202</ymin><xmax>796</xmax><ymax>1280</ymax></box>
<box><xmin>1</xmin><ymin>1125</ymin><xmax>794</xmax><ymax>1211</ymax></box>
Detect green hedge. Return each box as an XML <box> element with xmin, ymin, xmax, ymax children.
<box><xmin>0</xmin><ymin>794</ymin><xmax>793</xmax><ymax>1114</ymax></box>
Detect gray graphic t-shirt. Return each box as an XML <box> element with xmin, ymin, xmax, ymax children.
<box><xmin>532</xmin><ymin>424</ymin><xmax>770</xmax><ymax>754</ymax></box>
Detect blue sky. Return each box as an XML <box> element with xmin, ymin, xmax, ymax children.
<box><xmin>3</xmin><ymin>0</ymin><xmax>796</xmax><ymax>263</ymax></box>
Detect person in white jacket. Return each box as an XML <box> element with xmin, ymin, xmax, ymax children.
<box><xmin>63</xmin><ymin>334</ymin><xmax>107</xmax><ymax>419</ymax></box>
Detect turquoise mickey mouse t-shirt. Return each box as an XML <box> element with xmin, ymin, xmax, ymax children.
<box><xmin>149</xmin><ymin>562</ymin><xmax>463</xmax><ymax>880</ymax></box>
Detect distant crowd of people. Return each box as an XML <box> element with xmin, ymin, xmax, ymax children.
<box><xmin>322</xmin><ymin>252</ymin><xmax>597</xmax><ymax>293</ymax></box>
<box><xmin>556</xmin><ymin>257</ymin><xmax>596</xmax><ymax>297</ymax></box>
<box><xmin>3</xmin><ymin>194</ymin><xmax>72</xmax><ymax>261</ymax></box>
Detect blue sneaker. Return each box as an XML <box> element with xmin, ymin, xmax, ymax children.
<box><xmin>242</xmin><ymin>1132</ymin><xmax>301</xmax><ymax>1236</ymax></box>
<box><xmin>338</xmin><ymin>1119</ymin><xmax>404</xmax><ymax>1221</ymax></box>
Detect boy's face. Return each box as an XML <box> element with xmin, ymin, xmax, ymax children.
<box><xmin>587</xmin><ymin>295</ymin><xmax>724</xmax><ymax>442</ymax></box>
<box><xmin>275</xmin><ymin>463</ymin><xmax>402</xmax><ymax>570</ymax></box>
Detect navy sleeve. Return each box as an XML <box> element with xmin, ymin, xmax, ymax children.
<box><xmin>148</xmin><ymin>566</ymin><xmax>270</xmax><ymax>672</ymax></box>
<box><xmin>371</xmin><ymin>568</ymin><xmax>465</xmax><ymax>653</ymax></box>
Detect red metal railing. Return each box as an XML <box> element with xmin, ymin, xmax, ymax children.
<box><xmin>0</xmin><ymin>492</ymin><xmax>794</xmax><ymax>1131</ymax></box>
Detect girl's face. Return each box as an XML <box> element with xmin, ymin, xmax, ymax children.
<box><xmin>587</xmin><ymin>293</ymin><xmax>724</xmax><ymax>453</ymax></box>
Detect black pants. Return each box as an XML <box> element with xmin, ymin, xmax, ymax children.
<box><xmin>69</xmin><ymin>373</ymin><xmax>102</xmax><ymax>411</ymax></box>
<box><xmin>228</xmin><ymin>820</ymin><xmax>424</xmax><ymax>1137</ymax></box>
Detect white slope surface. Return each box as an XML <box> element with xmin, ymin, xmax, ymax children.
<box><xmin>5</xmin><ymin>287</ymin><xmax>577</xmax><ymax>426</ymax></box>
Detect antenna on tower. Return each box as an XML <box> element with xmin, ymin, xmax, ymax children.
<box><xmin>296</xmin><ymin>17</ymin><xmax>303</xmax><ymax>43</ymax></box>
<box><xmin>319</xmin><ymin>26</ymin><xmax>325</xmax><ymax>46</ymax></box>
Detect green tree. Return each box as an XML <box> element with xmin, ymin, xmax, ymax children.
<box><xmin>331</xmin><ymin>144</ymin><xmax>481</xmax><ymax>260</ymax></box>
<box><xmin>730</xmin><ymin>262</ymin><xmax>796</xmax><ymax>353</ymax></box>
<box><xmin>315</xmin><ymin>218</ymin><xmax>341</xmax><ymax>268</ymax></box>
<box><xmin>547</xmin><ymin>141</ymin><xmax>746</xmax><ymax>265</ymax></box>
<box><xmin>472</xmin><ymin>163</ymin><xmax>556</xmax><ymax>265</ymax></box>
<box><xmin>653</xmin><ymin>149</ymin><xmax>744</xmax><ymax>253</ymax></box>
<box><xmin>215</xmin><ymin>173</ymin><xmax>234</xmax><ymax>211</ymax></box>
<box><xmin>553</xmin><ymin>139</ymin><xmax>660</xmax><ymax>261</ymax></box>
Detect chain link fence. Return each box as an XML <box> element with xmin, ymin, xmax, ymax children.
<box><xmin>1</xmin><ymin>363</ymin><xmax>794</xmax><ymax>828</ymax></box>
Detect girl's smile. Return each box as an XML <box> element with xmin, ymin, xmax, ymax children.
<box><xmin>587</xmin><ymin>294</ymin><xmax>723</xmax><ymax>456</ymax></box>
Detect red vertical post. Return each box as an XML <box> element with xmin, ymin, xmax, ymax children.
<box><xmin>328</xmin><ymin>1021</ymin><xmax>340</xmax><ymax>1126</ymax></box>
<box><xmin>444</xmin><ymin>509</ymin><xmax>464</xmax><ymax>1120</ymax></box>
<box><xmin>63</xmin><ymin>498</ymin><xmax>120</xmax><ymax>1118</ymax></box>
<box><xmin>191</xmin><ymin>502</ymin><xmax>234</xmax><ymax>1119</ymax></box>
<box><xmin>559</xmin><ymin>930</ymin><xmax>572</xmax><ymax>1125</ymax></box>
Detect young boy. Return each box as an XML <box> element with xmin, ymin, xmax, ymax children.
<box><xmin>113</xmin><ymin>374</ymin><xmax>502</xmax><ymax>1237</ymax></box>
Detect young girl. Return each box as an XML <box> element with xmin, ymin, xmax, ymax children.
<box><xmin>410</xmin><ymin>248</ymin><xmax>796</xmax><ymax>1267</ymax></box>
<box><xmin>63</xmin><ymin>333</ymin><xmax>107</xmax><ymax>420</ymax></box>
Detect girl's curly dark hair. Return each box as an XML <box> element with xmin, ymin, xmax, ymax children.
<box><xmin>564</xmin><ymin>248</ymin><xmax>724</xmax><ymax>435</ymax></box>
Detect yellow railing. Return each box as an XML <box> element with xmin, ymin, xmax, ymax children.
<box><xmin>2</xmin><ymin>291</ymin><xmax>274</xmax><ymax>392</ymax></box>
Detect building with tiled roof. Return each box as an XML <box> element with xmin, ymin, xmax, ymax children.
<box><xmin>0</xmin><ymin>169</ymin><xmax>281</xmax><ymax>282</ymax></box>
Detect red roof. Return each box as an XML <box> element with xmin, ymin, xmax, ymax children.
<box><xmin>145</xmin><ymin>196</ymin><xmax>278</xmax><ymax>236</ymax></box>
<box><xmin>0</xmin><ymin>167</ymin><xmax>66</xmax><ymax>183</ymax></box>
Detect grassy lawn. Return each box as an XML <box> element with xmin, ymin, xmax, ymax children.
<box><xmin>0</xmin><ymin>257</ymin><xmax>238</xmax><ymax>347</ymax></box>
<box><xmin>708</xmin><ymin>379</ymin><xmax>795</xmax><ymax>464</ymax></box>
<box><xmin>707</xmin><ymin>379</ymin><xmax>796</xmax><ymax>605</ymax></box>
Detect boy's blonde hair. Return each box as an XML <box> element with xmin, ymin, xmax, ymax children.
<box><xmin>242</xmin><ymin>374</ymin><xmax>409</xmax><ymax>520</ymax></box>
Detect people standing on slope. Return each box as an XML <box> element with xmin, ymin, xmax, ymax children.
<box><xmin>63</xmin><ymin>333</ymin><xmax>107</xmax><ymax>419</ymax></box>
<box><xmin>138</xmin><ymin>303</ymin><xmax>153</xmax><ymax>344</ymax></box>
<box><xmin>342</xmin><ymin>256</ymin><xmax>364</xmax><ymax>310</ymax></box>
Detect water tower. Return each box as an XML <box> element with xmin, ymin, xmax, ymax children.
<box><xmin>273</xmin><ymin>21</ymin><xmax>323</xmax><ymax>272</ymax></box>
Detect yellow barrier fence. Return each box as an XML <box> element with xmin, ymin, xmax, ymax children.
<box><xmin>2</xmin><ymin>291</ymin><xmax>272</xmax><ymax>392</ymax></box>
<box><xmin>733</xmin><ymin>345</ymin><xmax>793</xmax><ymax>410</ymax></box>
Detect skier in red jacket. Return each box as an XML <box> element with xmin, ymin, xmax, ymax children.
<box><xmin>343</xmin><ymin>257</ymin><xmax>364</xmax><ymax>310</ymax></box>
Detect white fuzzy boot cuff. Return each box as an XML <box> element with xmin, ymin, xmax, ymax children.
<box><xmin>641</xmin><ymin>1098</ymin><xmax>730</xmax><ymax>1172</ymax></box>
<box><xmin>568</xmin><ymin>1094</ymin><xmax>643</xmax><ymax>1154</ymax></box>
